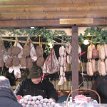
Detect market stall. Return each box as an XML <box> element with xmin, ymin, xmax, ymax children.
<box><xmin>0</xmin><ymin>27</ymin><xmax>107</xmax><ymax>106</ymax></box>
<box><xmin>0</xmin><ymin>0</ymin><xmax>107</xmax><ymax>106</ymax></box>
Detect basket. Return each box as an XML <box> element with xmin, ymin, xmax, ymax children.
<box><xmin>66</xmin><ymin>88</ymin><xmax>101</xmax><ymax>107</ymax></box>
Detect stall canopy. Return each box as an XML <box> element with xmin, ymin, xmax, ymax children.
<box><xmin>0</xmin><ymin>0</ymin><xmax>107</xmax><ymax>27</ymax></box>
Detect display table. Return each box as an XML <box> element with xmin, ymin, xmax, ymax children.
<box><xmin>60</xmin><ymin>103</ymin><xmax>107</xmax><ymax>107</ymax></box>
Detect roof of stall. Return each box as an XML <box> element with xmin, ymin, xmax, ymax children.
<box><xmin>0</xmin><ymin>0</ymin><xmax>107</xmax><ymax>27</ymax></box>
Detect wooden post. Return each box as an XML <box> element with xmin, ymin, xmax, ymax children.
<box><xmin>71</xmin><ymin>25</ymin><xmax>79</xmax><ymax>98</ymax></box>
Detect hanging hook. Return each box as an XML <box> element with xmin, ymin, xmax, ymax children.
<box><xmin>15</xmin><ymin>35</ymin><xmax>18</xmax><ymax>43</ymax></box>
<box><xmin>25</xmin><ymin>35</ymin><xmax>31</xmax><ymax>46</ymax></box>
<box><xmin>38</xmin><ymin>35</ymin><xmax>42</xmax><ymax>47</ymax></box>
<box><xmin>0</xmin><ymin>35</ymin><xmax>3</xmax><ymax>42</ymax></box>
<box><xmin>26</xmin><ymin>35</ymin><xmax>31</xmax><ymax>43</ymax></box>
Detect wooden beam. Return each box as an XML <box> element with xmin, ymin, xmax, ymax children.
<box><xmin>94</xmin><ymin>18</ymin><xmax>107</xmax><ymax>25</ymax></box>
<box><xmin>0</xmin><ymin>3</ymin><xmax>107</xmax><ymax>12</ymax></box>
<box><xmin>0</xmin><ymin>19</ymin><xmax>64</xmax><ymax>28</ymax></box>
<box><xmin>71</xmin><ymin>25</ymin><xmax>79</xmax><ymax>98</ymax></box>
<box><xmin>2</xmin><ymin>38</ymin><xmax>65</xmax><ymax>45</ymax></box>
<box><xmin>0</xmin><ymin>0</ymin><xmax>107</xmax><ymax>5</ymax></box>
<box><xmin>60</xmin><ymin>18</ymin><xmax>93</xmax><ymax>25</ymax></box>
<box><xmin>60</xmin><ymin>18</ymin><xmax>107</xmax><ymax>26</ymax></box>
<box><xmin>0</xmin><ymin>18</ymin><xmax>107</xmax><ymax>28</ymax></box>
<box><xmin>70</xmin><ymin>0</ymin><xmax>107</xmax><ymax>3</ymax></box>
<box><xmin>0</xmin><ymin>11</ymin><xmax>107</xmax><ymax>20</ymax></box>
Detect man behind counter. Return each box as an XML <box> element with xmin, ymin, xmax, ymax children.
<box><xmin>14</xmin><ymin>65</ymin><xmax>58</xmax><ymax>102</ymax></box>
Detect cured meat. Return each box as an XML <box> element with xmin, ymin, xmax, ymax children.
<box><xmin>92</xmin><ymin>48</ymin><xmax>99</xmax><ymax>59</ymax></box>
<box><xmin>0</xmin><ymin>58</ymin><xmax>4</xmax><ymax>68</ymax></box>
<box><xmin>8</xmin><ymin>66</ymin><xmax>21</xmax><ymax>79</ymax></box>
<box><xmin>13</xmin><ymin>56</ymin><xmax>20</xmax><ymax>66</ymax></box>
<box><xmin>63</xmin><ymin>56</ymin><xmax>67</xmax><ymax>67</ymax></box>
<box><xmin>87</xmin><ymin>44</ymin><xmax>95</xmax><ymax>60</ymax></box>
<box><xmin>12</xmin><ymin>40</ymin><xmax>21</xmax><ymax>56</ymax></box>
<box><xmin>12</xmin><ymin>46</ymin><xmax>21</xmax><ymax>56</ymax></box>
<box><xmin>36</xmin><ymin>56</ymin><xmax>44</xmax><ymax>67</ymax></box>
<box><xmin>58</xmin><ymin>71</ymin><xmax>66</xmax><ymax>86</ymax></box>
<box><xmin>7</xmin><ymin>47</ymin><xmax>12</xmax><ymax>56</ymax></box>
<box><xmin>86</xmin><ymin>61</ymin><xmax>93</xmax><ymax>76</ymax></box>
<box><xmin>43</xmin><ymin>48</ymin><xmax>59</xmax><ymax>74</ymax></box>
<box><xmin>59</xmin><ymin>46</ymin><xmax>65</xmax><ymax>56</ymax></box>
<box><xmin>67</xmin><ymin>55</ymin><xmax>72</xmax><ymax>64</ymax></box>
<box><xmin>78</xmin><ymin>45</ymin><xmax>82</xmax><ymax>54</ymax></box>
<box><xmin>13</xmin><ymin>66</ymin><xmax>21</xmax><ymax>78</ymax></box>
<box><xmin>9</xmin><ymin>66</ymin><xmax>14</xmax><ymax>73</ymax></box>
<box><xmin>100</xmin><ymin>60</ymin><xmax>106</xmax><ymax>76</ymax></box>
<box><xmin>59</xmin><ymin>56</ymin><xmax>64</xmax><ymax>66</ymax></box>
<box><xmin>22</xmin><ymin>38</ymin><xmax>30</xmax><ymax>57</ymax></box>
<box><xmin>26</xmin><ymin>57</ymin><xmax>33</xmax><ymax>69</ymax></box>
<box><xmin>5</xmin><ymin>57</ymin><xmax>13</xmax><ymax>68</ymax></box>
<box><xmin>0</xmin><ymin>38</ymin><xmax>5</xmax><ymax>53</ymax></box>
<box><xmin>58</xmin><ymin>76</ymin><xmax>66</xmax><ymax>86</ymax></box>
<box><xmin>104</xmin><ymin>44</ymin><xmax>107</xmax><ymax>57</ymax></box>
<box><xmin>20</xmin><ymin>57</ymin><xmax>27</xmax><ymax>69</ymax></box>
<box><xmin>23</xmin><ymin>45</ymin><xmax>30</xmax><ymax>57</ymax></box>
<box><xmin>30</xmin><ymin>43</ymin><xmax>37</xmax><ymax>62</ymax></box>
<box><xmin>58</xmin><ymin>46</ymin><xmax>67</xmax><ymax>85</ymax></box>
<box><xmin>98</xmin><ymin>60</ymin><xmax>106</xmax><ymax>76</ymax></box>
<box><xmin>105</xmin><ymin>58</ymin><xmax>107</xmax><ymax>72</ymax></box>
<box><xmin>17</xmin><ymin>42</ymin><xmax>23</xmax><ymax>59</ymax></box>
<box><xmin>91</xmin><ymin>59</ymin><xmax>96</xmax><ymax>73</ymax></box>
<box><xmin>36</xmin><ymin>45</ymin><xmax>43</xmax><ymax>58</ymax></box>
<box><xmin>97</xmin><ymin>60</ymin><xmax>101</xmax><ymax>73</ymax></box>
<box><xmin>66</xmin><ymin>43</ymin><xmax>72</xmax><ymax>55</ymax></box>
<box><xmin>98</xmin><ymin>45</ymin><xmax>105</xmax><ymax>60</ymax></box>
<box><xmin>0</xmin><ymin>39</ymin><xmax>5</xmax><ymax>68</ymax></box>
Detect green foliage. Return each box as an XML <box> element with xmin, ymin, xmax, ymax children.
<box><xmin>1</xmin><ymin>27</ymin><xmax>107</xmax><ymax>54</ymax></box>
<box><xmin>0</xmin><ymin>28</ymin><xmax>71</xmax><ymax>54</ymax></box>
<box><xmin>80</xmin><ymin>27</ymin><xmax>107</xmax><ymax>44</ymax></box>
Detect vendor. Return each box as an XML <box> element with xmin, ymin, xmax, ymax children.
<box><xmin>14</xmin><ymin>65</ymin><xmax>58</xmax><ymax>102</ymax></box>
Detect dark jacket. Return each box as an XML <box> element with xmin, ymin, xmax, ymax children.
<box><xmin>15</xmin><ymin>78</ymin><xmax>58</xmax><ymax>101</ymax></box>
<box><xmin>92</xmin><ymin>76</ymin><xmax>107</xmax><ymax>103</ymax></box>
<box><xmin>0</xmin><ymin>88</ymin><xmax>22</xmax><ymax>107</ymax></box>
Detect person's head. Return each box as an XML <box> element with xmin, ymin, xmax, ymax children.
<box><xmin>28</xmin><ymin>65</ymin><xmax>43</xmax><ymax>84</ymax></box>
<box><xmin>0</xmin><ymin>76</ymin><xmax>11</xmax><ymax>89</ymax></box>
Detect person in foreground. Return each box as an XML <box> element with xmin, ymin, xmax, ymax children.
<box><xmin>0</xmin><ymin>76</ymin><xmax>22</xmax><ymax>107</ymax></box>
<box><xmin>92</xmin><ymin>75</ymin><xmax>107</xmax><ymax>103</ymax></box>
<box><xmin>15</xmin><ymin>65</ymin><xmax>58</xmax><ymax>102</ymax></box>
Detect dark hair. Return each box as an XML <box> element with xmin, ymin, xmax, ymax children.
<box><xmin>28</xmin><ymin>65</ymin><xmax>43</xmax><ymax>79</ymax></box>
